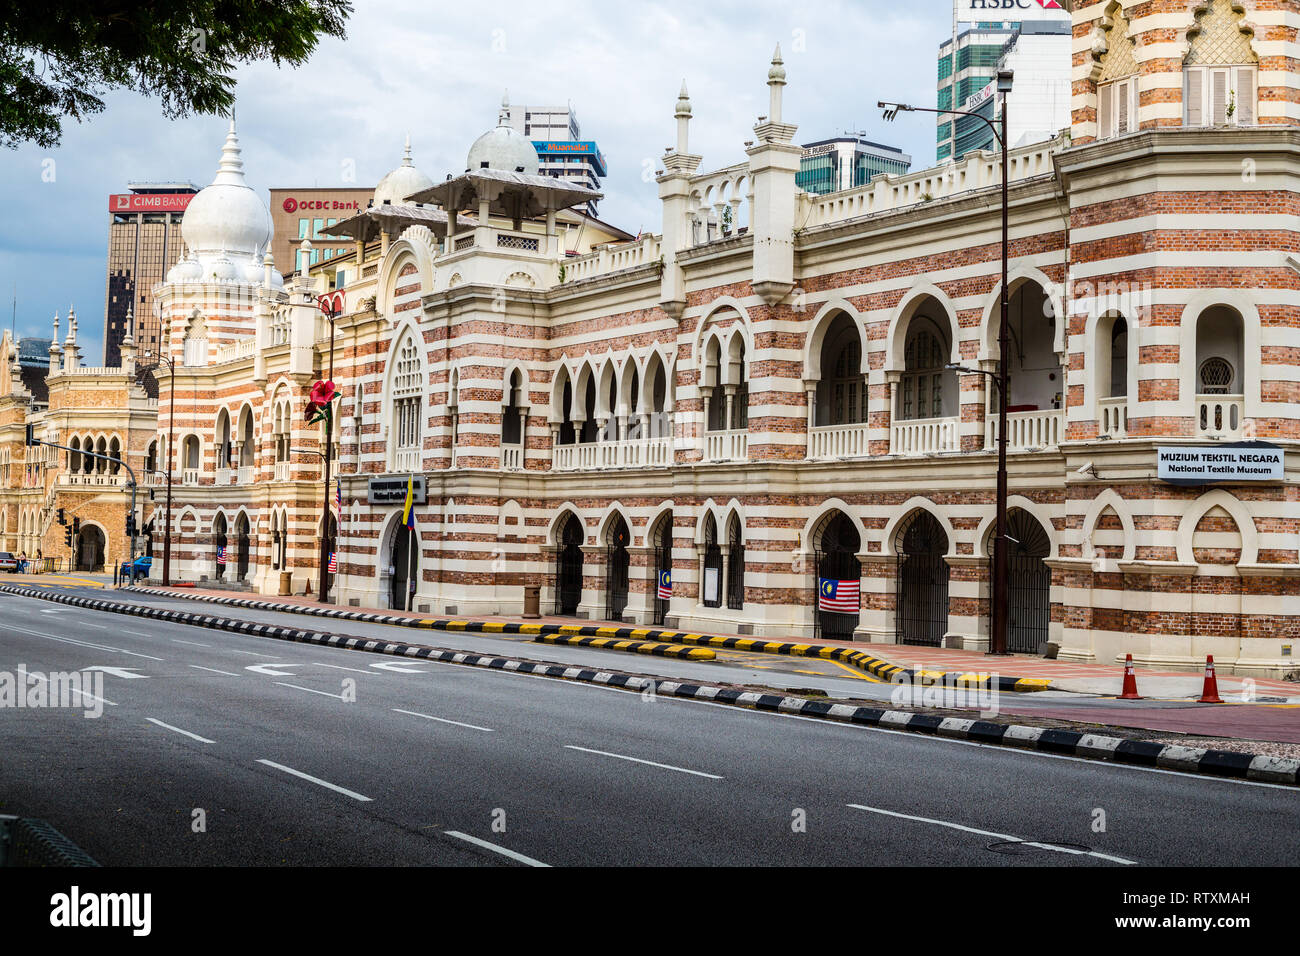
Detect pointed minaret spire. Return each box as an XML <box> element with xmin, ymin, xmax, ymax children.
<box><xmin>122</xmin><ymin>305</ymin><xmax>134</xmax><ymax>348</ymax></box>
<box><xmin>674</xmin><ymin>80</ymin><xmax>692</xmax><ymax>155</ymax></box>
<box><xmin>499</xmin><ymin>90</ymin><xmax>510</xmax><ymax>125</ymax></box>
<box><xmin>120</xmin><ymin>305</ymin><xmax>137</xmax><ymax>375</ymax></box>
<box><xmin>49</xmin><ymin>311</ymin><xmax>62</xmax><ymax>373</ymax></box>
<box><xmin>768</xmin><ymin>44</ymin><xmax>787</xmax><ymax>125</ymax></box>
<box><xmin>402</xmin><ymin>133</ymin><xmax>413</xmax><ymax>167</ymax></box>
<box><xmin>213</xmin><ymin>114</ymin><xmax>247</xmax><ymax>186</ymax></box>
<box><xmin>64</xmin><ymin>305</ymin><xmax>79</xmax><ymax>371</ymax></box>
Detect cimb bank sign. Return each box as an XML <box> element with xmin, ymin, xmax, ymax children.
<box><xmin>957</xmin><ymin>0</ymin><xmax>1069</xmax><ymax>20</ymax></box>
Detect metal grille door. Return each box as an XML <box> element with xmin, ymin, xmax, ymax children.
<box><xmin>653</xmin><ymin>545</ymin><xmax>670</xmax><ymax>625</ymax></box>
<box><xmin>554</xmin><ymin>518</ymin><xmax>583</xmax><ymax>615</ymax></box>
<box><xmin>896</xmin><ymin>513</ymin><xmax>949</xmax><ymax>646</ymax></box>
<box><xmin>605</xmin><ymin>543</ymin><xmax>629</xmax><ymax>621</ymax></box>
<box><xmin>1005</xmin><ymin>510</ymin><xmax>1051</xmax><ymax>654</ymax></box>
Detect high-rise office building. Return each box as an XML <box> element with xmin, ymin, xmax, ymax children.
<box><xmin>797</xmin><ymin>136</ymin><xmax>911</xmax><ymax>195</ymax></box>
<box><xmin>268</xmin><ymin>186</ymin><xmax>374</xmax><ymax>276</ymax></box>
<box><xmin>936</xmin><ymin>19</ymin><xmax>1071</xmax><ymax>163</ymax></box>
<box><xmin>103</xmin><ymin>183</ymin><xmax>198</xmax><ymax>367</ymax></box>
<box><xmin>501</xmin><ymin>102</ymin><xmax>606</xmax><ymax>214</ymax></box>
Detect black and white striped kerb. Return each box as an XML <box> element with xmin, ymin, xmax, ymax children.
<box><xmin>3</xmin><ymin>585</ymin><xmax>1295</xmax><ymax>787</ymax></box>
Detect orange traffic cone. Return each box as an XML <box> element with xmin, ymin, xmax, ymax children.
<box><xmin>1119</xmin><ymin>654</ymin><xmax>1142</xmax><ymax>700</ymax></box>
<box><xmin>1198</xmin><ymin>655</ymin><xmax>1224</xmax><ymax>703</ymax></box>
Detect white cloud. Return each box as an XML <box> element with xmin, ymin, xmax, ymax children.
<box><xmin>0</xmin><ymin>0</ymin><xmax>951</xmax><ymax>361</ymax></box>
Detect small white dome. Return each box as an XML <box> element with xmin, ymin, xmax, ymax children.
<box><xmin>181</xmin><ymin>120</ymin><xmax>274</xmax><ymax>269</ymax></box>
<box><xmin>374</xmin><ymin>136</ymin><xmax>435</xmax><ymax>205</ymax></box>
<box><xmin>466</xmin><ymin>94</ymin><xmax>538</xmax><ymax>175</ymax></box>
<box><xmin>206</xmin><ymin>251</ymin><xmax>240</xmax><ymax>282</ymax></box>
<box><xmin>166</xmin><ymin>250</ymin><xmax>203</xmax><ymax>283</ymax></box>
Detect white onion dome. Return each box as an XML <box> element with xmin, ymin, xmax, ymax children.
<box><xmin>181</xmin><ymin>119</ymin><xmax>274</xmax><ymax>267</ymax></box>
<box><xmin>207</xmin><ymin>249</ymin><xmax>239</xmax><ymax>282</ymax></box>
<box><xmin>374</xmin><ymin>136</ymin><xmax>435</xmax><ymax>205</ymax></box>
<box><xmin>166</xmin><ymin>247</ymin><xmax>203</xmax><ymax>283</ymax></box>
<box><xmin>466</xmin><ymin>92</ymin><xmax>539</xmax><ymax>175</ymax></box>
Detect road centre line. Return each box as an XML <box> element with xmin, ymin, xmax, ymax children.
<box><xmin>222</xmin><ymin>648</ymin><xmax>282</xmax><ymax>659</ymax></box>
<box><xmin>172</xmin><ymin>639</ymin><xmax>212</xmax><ymax>648</ymax></box>
<box><xmin>392</xmin><ymin>709</ymin><xmax>494</xmax><ymax>732</ymax></box>
<box><xmin>845</xmin><ymin>803</ymin><xmax>1137</xmax><ymax>865</ymax></box>
<box><xmin>274</xmin><ymin>681</ymin><xmax>348</xmax><ymax>700</ymax></box>
<box><xmin>189</xmin><ymin>664</ymin><xmax>240</xmax><ymax>677</ymax></box>
<box><xmin>443</xmin><ymin>831</ymin><xmax>549</xmax><ymax>867</ymax></box>
<box><xmin>255</xmin><ymin>759</ymin><xmax>372</xmax><ymax>802</ymax></box>
<box><xmin>146</xmin><ymin>717</ymin><xmax>215</xmax><ymax>744</ymax></box>
<box><xmin>1</xmin><ymin>623</ymin><xmax>164</xmax><ymax>661</ymax></box>
<box><xmin>563</xmin><ymin>745</ymin><xmax>723</xmax><ymax>779</ymax></box>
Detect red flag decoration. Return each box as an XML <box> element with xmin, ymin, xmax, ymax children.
<box><xmin>818</xmin><ymin>577</ymin><xmax>859</xmax><ymax>613</ymax></box>
<box><xmin>328</xmin><ymin>552</ymin><xmax>337</xmax><ymax>573</ymax></box>
<box><xmin>656</xmin><ymin>568</ymin><xmax>672</xmax><ymax>601</ymax></box>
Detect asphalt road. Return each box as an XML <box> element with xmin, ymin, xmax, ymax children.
<box><xmin>1</xmin><ymin>589</ymin><xmax>1296</xmax><ymax>866</ymax></box>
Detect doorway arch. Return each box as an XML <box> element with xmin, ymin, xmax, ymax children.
<box><xmin>385</xmin><ymin>513</ymin><xmax>418</xmax><ymax>611</ymax></box>
<box><xmin>553</xmin><ymin>512</ymin><xmax>584</xmax><ymax>615</ymax></box>
<box><xmin>650</xmin><ymin>511</ymin><xmax>673</xmax><ymax>626</ymax></box>
<box><xmin>1004</xmin><ymin>509</ymin><xmax>1051</xmax><ymax>654</ymax></box>
<box><xmin>75</xmin><ymin>523</ymin><xmax>106</xmax><ymax>572</ymax></box>
<box><xmin>604</xmin><ymin>514</ymin><xmax>630</xmax><ymax>621</ymax></box>
<box><xmin>212</xmin><ymin>513</ymin><xmax>228</xmax><ymax>579</ymax></box>
<box><xmin>233</xmin><ymin>512</ymin><xmax>250</xmax><ymax>580</ymax></box>
<box><xmin>814</xmin><ymin>511</ymin><xmax>861</xmax><ymax>640</ymax></box>
<box><xmin>895</xmin><ymin>511</ymin><xmax>950</xmax><ymax>646</ymax></box>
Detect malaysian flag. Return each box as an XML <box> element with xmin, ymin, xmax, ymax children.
<box><xmin>216</xmin><ymin>546</ymin><xmax>227</xmax><ymax>566</ymax></box>
<box><xmin>328</xmin><ymin>551</ymin><xmax>337</xmax><ymax>573</ymax></box>
<box><xmin>656</xmin><ymin>568</ymin><xmax>672</xmax><ymax>601</ymax></box>
<box><xmin>818</xmin><ymin>577</ymin><xmax>859</xmax><ymax>613</ymax></box>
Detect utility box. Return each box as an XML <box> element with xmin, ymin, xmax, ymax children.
<box><xmin>279</xmin><ymin>571</ymin><xmax>292</xmax><ymax>596</ymax></box>
<box><xmin>522</xmin><ymin>585</ymin><xmax>541</xmax><ymax>619</ymax></box>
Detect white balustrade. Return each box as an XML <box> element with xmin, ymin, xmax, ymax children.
<box><xmin>809</xmin><ymin>422</ymin><xmax>870</xmax><ymax>459</ymax></box>
<box><xmin>393</xmin><ymin>448</ymin><xmax>420</xmax><ymax>472</ymax></box>
<box><xmin>237</xmin><ymin>466</ymin><xmax>255</xmax><ymax>484</ymax></box>
<box><xmin>182</xmin><ymin>469</ymin><xmax>199</xmax><ymax>485</ymax></box>
<box><xmin>274</xmin><ymin>461</ymin><xmax>291</xmax><ymax>481</ymax></box>
<box><xmin>705</xmin><ymin>429</ymin><xmax>748</xmax><ymax>462</ymax></box>
<box><xmin>1197</xmin><ymin>394</ymin><xmax>1244</xmax><ymax>439</ymax></box>
<box><xmin>1097</xmin><ymin>397</ymin><xmax>1128</xmax><ymax>440</ymax></box>
<box><xmin>986</xmin><ymin>409</ymin><xmax>1064</xmax><ymax>451</ymax></box>
<box><xmin>501</xmin><ymin>445</ymin><xmax>523</xmax><ymax>471</ymax></box>
<box><xmin>552</xmin><ymin>438</ymin><xmax>672</xmax><ymax>471</ymax></box>
<box><xmin>891</xmin><ymin>417</ymin><xmax>959</xmax><ymax>455</ymax></box>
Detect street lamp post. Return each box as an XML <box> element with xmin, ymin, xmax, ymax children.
<box><xmin>142</xmin><ymin>351</ymin><xmax>177</xmax><ymax>587</ymax></box>
<box><xmin>314</xmin><ymin>291</ymin><xmax>343</xmax><ymax>604</ymax></box>
<box><xmin>880</xmin><ymin>67</ymin><xmax>1014</xmax><ymax>654</ymax></box>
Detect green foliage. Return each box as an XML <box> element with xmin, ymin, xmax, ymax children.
<box><xmin>0</xmin><ymin>0</ymin><xmax>352</xmax><ymax>147</ymax></box>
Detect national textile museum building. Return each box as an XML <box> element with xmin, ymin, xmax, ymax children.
<box><xmin>1</xmin><ymin>0</ymin><xmax>1297</xmax><ymax>676</ymax></box>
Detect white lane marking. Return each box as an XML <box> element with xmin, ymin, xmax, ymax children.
<box><xmin>28</xmin><ymin>672</ymin><xmax>116</xmax><ymax>707</ymax></box>
<box><xmin>189</xmin><ymin>664</ymin><xmax>240</xmax><ymax>677</ymax></box>
<box><xmin>256</xmin><ymin>759</ymin><xmax>372</xmax><ymax>802</ymax></box>
<box><xmin>314</xmin><ymin>662</ymin><xmax>370</xmax><ymax>674</ymax></box>
<box><xmin>371</xmin><ymin>661</ymin><xmax>426</xmax><ymax>674</ymax></box>
<box><xmin>444</xmin><ymin>831</ymin><xmax>549</xmax><ymax>867</ymax></box>
<box><xmin>1</xmin><ymin>624</ymin><xmax>165</xmax><ymax>661</ymax></box>
<box><xmin>845</xmin><ymin>804</ymin><xmax>1138</xmax><ymax>865</ymax></box>
<box><xmin>172</xmin><ymin>639</ymin><xmax>211</xmax><ymax>648</ymax></box>
<box><xmin>563</xmin><ymin>745</ymin><xmax>723</xmax><ymax>780</ymax></box>
<box><xmin>392</xmin><ymin>709</ymin><xmax>494</xmax><ymax>732</ymax></box>
<box><xmin>122</xmin><ymin>629</ymin><xmax>151</xmax><ymax>637</ymax></box>
<box><xmin>146</xmin><ymin>718</ymin><xmax>214</xmax><ymax>744</ymax></box>
<box><xmin>81</xmin><ymin>666</ymin><xmax>148</xmax><ymax>679</ymax></box>
<box><xmin>273</xmin><ymin>681</ymin><xmax>348</xmax><ymax>700</ymax></box>
<box><xmin>78</xmin><ymin>622</ymin><xmax>108</xmax><ymax>630</ymax></box>
<box><xmin>245</xmin><ymin>663</ymin><xmax>298</xmax><ymax>677</ymax></box>
<box><xmin>224</xmin><ymin>649</ymin><xmax>282</xmax><ymax>659</ymax></box>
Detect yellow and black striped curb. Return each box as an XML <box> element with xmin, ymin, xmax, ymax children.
<box><xmin>533</xmin><ymin>633</ymin><xmax>715</xmax><ymax>660</ymax></box>
<box><xmin>121</xmin><ymin>586</ymin><xmax>1050</xmax><ymax>692</ymax></box>
<box><xmin>0</xmin><ymin>584</ymin><xmax>1293</xmax><ymax>787</ymax></box>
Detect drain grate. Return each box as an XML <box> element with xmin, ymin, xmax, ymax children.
<box><xmin>986</xmin><ymin>840</ymin><xmax>1092</xmax><ymax>856</ymax></box>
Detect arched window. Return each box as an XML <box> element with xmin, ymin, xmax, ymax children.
<box><xmin>183</xmin><ymin>436</ymin><xmax>200</xmax><ymax>470</ymax></box>
<box><xmin>816</xmin><ymin>314</ymin><xmax>867</xmax><ymax>426</ymax></box>
<box><xmin>238</xmin><ymin>409</ymin><xmax>255</xmax><ymax>467</ymax></box>
<box><xmin>216</xmin><ymin>410</ymin><xmax>232</xmax><ymax>468</ymax></box>
<box><xmin>1109</xmin><ymin>317</ymin><xmax>1128</xmax><ymax>397</ymax></box>
<box><xmin>503</xmin><ymin>371</ymin><xmax>524</xmax><ymax>446</ymax></box>
<box><xmin>1195</xmin><ymin>307</ymin><xmax>1243</xmax><ymax>396</ymax></box>
<box><xmin>725</xmin><ymin>514</ymin><xmax>744</xmax><ymax>610</ymax></box>
<box><xmin>701</xmin><ymin>514</ymin><xmax>723</xmax><ymax>609</ymax></box>
<box><xmin>900</xmin><ymin>323</ymin><xmax>950</xmax><ymax>421</ymax></box>
<box><xmin>108</xmin><ymin>437</ymin><xmax>121</xmax><ymax>474</ymax></box>
<box><xmin>391</xmin><ymin>336</ymin><xmax>422</xmax><ymax>468</ymax></box>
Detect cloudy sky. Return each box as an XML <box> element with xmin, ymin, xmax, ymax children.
<box><xmin>0</xmin><ymin>0</ymin><xmax>956</xmax><ymax>362</ymax></box>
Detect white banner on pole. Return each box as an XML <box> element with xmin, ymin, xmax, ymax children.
<box><xmin>956</xmin><ymin>0</ymin><xmax>1069</xmax><ymax>22</ymax></box>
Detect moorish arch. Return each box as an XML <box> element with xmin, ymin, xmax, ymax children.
<box><xmin>891</xmin><ymin>506</ymin><xmax>952</xmax><ymax>647</ymax></box>
<box><xmin>1080</xmin><ymin>488</ymin><xmax>1136</xmax><ymax>564</ymax></box>
<box><xmin>1175</xmin><ymin>489</ymin><xmax>1259</xmax><ymax>568</ymax></box>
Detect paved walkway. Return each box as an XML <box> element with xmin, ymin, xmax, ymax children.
<box><xmin>118</xmin><ymin>583</ymin><xmax>1300</xmax><ymax>701</ymax></box>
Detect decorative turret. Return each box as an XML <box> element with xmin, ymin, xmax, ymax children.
<box><xmin>120</xmin><ymin>306</ymin><xmax>137</xmax><ymax>376</ymax></box>
<box><xmin>659</xmin><ymin>80</ymin><xmax>705</xmax><ymax>319</ymax></box>
<box><xmin>747</xmin><ymin>46</ymin><xmax>801</xmax><ymax>305</ymax></box>
<box><xmin>63</xmin><ymin>305</ymin><xmax>80</xmax><ymax>371</ymax></box>
<box><xmin>48</xmin><ymin>311</ymin><xmax>62</xmax><ymax>373</ymax></box>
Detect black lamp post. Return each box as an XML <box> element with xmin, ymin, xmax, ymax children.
<box><xmin>141</xmin><ymin>351</ymin><xmax>177</xmax><ymax>587</ymax></box>
<box><xmin>880</xmin><ymin>67</ymin><xmax>1015</xmax><ymax>655</ymax></box>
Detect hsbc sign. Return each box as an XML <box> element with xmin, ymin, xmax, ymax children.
<box><xmin>957</xmin><ymin>0</ymin><xmax>1068</xmax><ymax>21</ymax></box>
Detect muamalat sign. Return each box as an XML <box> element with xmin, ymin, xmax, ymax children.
<box><xmin>1158</xmin><ymin>444</ymin><xmax>1284</xmax><ymax>484</ymax></box>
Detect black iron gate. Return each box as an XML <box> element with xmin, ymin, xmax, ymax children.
<box><xmin>1005</xmin><ymin>510</ymin><xmax>1051</xmax><ymax>654</ymax></box>
<box><xmin>726</xmin><ymin>545</ymin><xmax>745</xmax><ymax>610</ymax></box>
<box><xmin>604</xmin><ymin>518</ymin><xmax>630</xmax><ymax>622</ymax></box>
<box><xmin>896</xmin><ymin>513</ymin><xmax>949</xmax><ymax>646</ymax></box>
<box><xmin>653</xmin><ymin>545</ymin><xmax>670</xmax><ymax>625</ymax></box>
<box><xmin>554</xmin><ymin>519</ymin><xmax>583</xmax><ymax>615</ymax></box>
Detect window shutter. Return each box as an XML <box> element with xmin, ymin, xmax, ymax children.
<box><xmin>1098</xmin><ymin>82</ymin><xmax>1112</xmax><ymax>138</ymax></box>
<box><xmin>1186</xmin><ymin>68</ymin><xmax>1203</xmax><ymax>126</ymax></box>
<box><xmin>1211</xmin><ymin>69</ymin><xmax>1228</xmax><ymax>125</ymax></box>
<box><xmin>1117</xmin><ymin>79</ymin><xmax>1129</xmax><ymax>134</ymax></box>
<box><xmin>1236</xmin><ymin>67</ymin><xmax>1255</xmax><ymax>125</ymax></box>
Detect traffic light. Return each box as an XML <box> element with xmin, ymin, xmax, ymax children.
<box><xmin>56</xmin><ymin>508</ymin><xmax>65</xmax><ymax>525</ymax></box>
<box><xmin>64</xmin><ymin>527</ymin><xmax>72</xmax><ymax>548</ymax></box>
<box><xmin>72</xmin><ymin>517</ymin><xmax>81</xmax><ymax>536</ymax></box>
<box><xmin>24</xmin><ymin>423</ymin><xmax>38</xmax><ymax>446</ymax></box>
<box><xmin>126</xmin><ymin>514</ymin><xmax>136</xmax><ymax>538</ymax></box>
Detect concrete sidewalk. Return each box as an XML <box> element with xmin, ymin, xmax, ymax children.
<box><xmin>114</xmin><ymin>582</ymin><xmax>1300</xmax><ymax>702</ymax></box>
